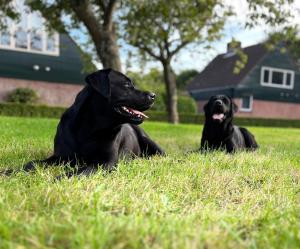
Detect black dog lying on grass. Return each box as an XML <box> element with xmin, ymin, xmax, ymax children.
<box><xmin>200</xmin><ymin>95</ymin><xmax>258</xmax><ymax>153</ymax></box>
<box><xmin>10</xmin><ymin>69</ymin><xmax>164</xmax><ymax>176</ymax></box>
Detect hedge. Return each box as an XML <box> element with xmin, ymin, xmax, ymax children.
<box><xmin>1</xmin><ymin>102</ymin><xmax>300</xmax><ymax>128</ymax></box>
<box><xmin>145</xmin><ymin>111</ymin><xmax>300</xmax><ymax>127</ymax></box>
<box><xmin>0</xmin><ymin>103</ymin><xmax>65</xmax><ymax>118</ymax></box>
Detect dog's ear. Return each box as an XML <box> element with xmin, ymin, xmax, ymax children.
<box><xmin>231</xmin><ymin>100</ymin><xmax>238</xmax><ymax>113</ymax></box>
<box><xmin>108</xmin><ymin>69</ymin><xmax>131</xmax><ymax>85</ymax></box>
<box><xmin>85</xmin><ymin>69</ymin><xmax>112</xmax><ymax>98</ymax></box>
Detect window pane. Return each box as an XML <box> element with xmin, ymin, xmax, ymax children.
<box><xmin>263</xmin><ymin>69</ymin><xmax>269</xmax><ymax>83</ymax></box>
<box><xmin>286</xmin><ymin>73</ymin><xmax>292</xmax><ymax>86</ymax></box>
<box><xmin>31</xmin><ymin>12</ymin><xmax>43</xmax><ymax>30</ymax></box>
<box><xmin>0</xmin><ymin>31</ymin><xmax>11</xmax><ymax>46</ymax></box>
<box><xmin>242</xmin><ymin>96</ymin><xmax>250</xmax><ymax>109</ymax></box>
<box><xmin>30</xmin><ymin>12</ymin><xmax>44</xmax><ymax>51</ymax></box>
<box><xmin>15</xmin><ymin>28</ymin><xmax>28</xmax><ymax>49</ymax></box>
<box><xmin>14</xmin><ymin>0</ymin><xmax>28</xmax><ymax>49</ymax></box>
<box><xmin>47</xmin><ymin>34</ymin><xmax>57</xmax><ymax>52</ymax></box>
<box><xmin>0</xmin><ymin>17</ymin><xmax>12</xmax><ymax>46</ymax></box>
<box><xmin>272</xmin><ymin>71</ymin><xmax>283</xmax><ymax>85</ymax></box>
<box><xmin>30</xmin><ymin>31</ymin><xmax>42</xmax><ymax>51</ymax></box>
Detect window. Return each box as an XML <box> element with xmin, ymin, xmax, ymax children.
<box><xmin>0</xmin><ymin>0</ymin><xmax>59</xmax><ymax>56</ymax></box>
<box><xmin>47</xmin><ymin>35</ymin><xmax>57</xmax><ymax>52</ymax></box>
<box><xmin>31</xmin><ymin>31</ymin><xmax>43</xmax><ymax>51</ymax></box>
<box><xmin>240</xmin><ymin>95</ymin><xmax>253</xmax><ymax>112</ymax></box>
<box><xmin>0</xmin><ymin>31</ymin><xmax>11</xmax><ymax>46</ymax></box>
<box><xmin>261</xmin><ymin>66</ymin><xmax>294</xmax><ymax>89</ymax></box>
<box><xmin>15</xmin><ymin>27</ymin><xmax>28</xmax><ymax>49</ymax></box>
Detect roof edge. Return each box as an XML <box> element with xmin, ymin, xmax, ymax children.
<box><xmin>188</xmin><ymin>85</ymin><xmax>236</xmax><ymax>94</ymax></box>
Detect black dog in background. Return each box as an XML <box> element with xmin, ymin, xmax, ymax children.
<box><xmin>20</xmin><ymin>69</ymin><xmax>164</xmax><ymax>176</ymax></box>
<box><xmin>200</xmin><ymin>95</ymin><xmax>258</xmax><ymax>153</ymax></box>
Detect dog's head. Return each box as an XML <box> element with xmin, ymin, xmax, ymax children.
<box><xmin>203</xmin><ymin>95</ymin><xmax>238</xmax><ymax>123</ymax></box>
<box><xmin>85</xmin><ymin>69</ymin><xmax>156</xmax><ymax>125</ymax></box>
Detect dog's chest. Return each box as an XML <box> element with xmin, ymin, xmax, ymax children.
<box><xmin>117</xmin><ymin>124</ymin><xmax>141</xmax><ymax>156</ymax></box>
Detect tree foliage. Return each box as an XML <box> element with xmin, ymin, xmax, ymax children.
<box><xmin>26</xmin><ymin>0</ymin><xmax>122</xmax><ymax>70</ymax></box>
<box><xmin>176</xmin><ymin>69</ymin><xmax>199</xmax><ymax>90</ymax></box>
<box><xmin>0</xmin><ymin>0</ymin><xmax>18</xmax><ymax>29</ymax></box>
<box><xmin>236</xmin><ymin>0</ymin><xmax>299</xmax><ymax>72</ymax></box>
<box><xmin>123</xmin><ymin>0</ymin><xmax>231</xmax><ymax>123</ymax></box>
<box><xmin>123</xmin><ymin>0</ymin><xmax>230</xmax><ymax>63</ymax></box>
<box><xmin>246</xmin><ymin>0</ymin><xmax>296</xmax><ymax>28</ymax></box>
<box><xmin>127</xmin><ymin>68</ymin><xmax>165</xmax><ymax>93</ymax></box>
<box><xmin>265</xmin><ymin>27</ymin><xmax>300</xmax><ymax>70</ymax></box>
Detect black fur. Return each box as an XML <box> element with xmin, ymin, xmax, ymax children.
<box><xmin>200</xmin><ymin>95</ymin><xmax>258</xmax><ymax>153</ymax></box>
<box><xmin>20</xmin><ymin>69</ymin><xmax>165</xmax><ymax>176</ymax></box>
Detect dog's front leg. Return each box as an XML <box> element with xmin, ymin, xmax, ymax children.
<box><xmin>77</xmin><ymin>152</ymin><xmax>118</xmax><ymax>176</ymax></box>
<box><xmin>225</xmin><ymin>141</ymin><xmax>236</xmax><ymax>153</ymax></box>
<box><xmin>23</xmin><ymin>155</ymin><xmax>65</xmax><ymax>172</ymax></box>
<box><xmin>74</xmin><ymin>161</ymin><xmax>116</xmax><ymax>177</ymax></box>
<box><xmin>102</xmin><ymin>153</ymin><xmax>119</xmax><ymax>172</ymax></box>
<box><xmin>141</xmin><ymin>137</ymin><xmax>165</xmax><ymax>156</ymax></box>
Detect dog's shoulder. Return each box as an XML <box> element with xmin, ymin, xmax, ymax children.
<box><xmin>60</xmin><ymin>87</ymin><xmax>91</xmax><ymax>123</ymax></box>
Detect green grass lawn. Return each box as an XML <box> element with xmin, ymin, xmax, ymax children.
<box><xmin>0</xmin><ymin>116</ymin><xmax>300</xmax><ymax>249</ymax></box>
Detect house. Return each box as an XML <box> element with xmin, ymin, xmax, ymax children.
<box><xmin>0</xmin><ymin>1</ymin><xmax>86</xmax><ymax>107</ymax></box>
<box><xmin>187</xmin><ymin>41</ymin><xmax>300</xmax><ymax>120</ymax></box>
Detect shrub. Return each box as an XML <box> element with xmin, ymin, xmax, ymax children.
<box><xmin>150</xmin><ymin>94</ymin><xmax>166</xmax><ymax>112</ymax></box>
<box><xmin>178</xmin><ymin>96</ymin><xmax>197</xmax><ymax>114</ymax></box>
<box><xmin>6</xmin><ymin>88</ymin><xmax>39</xmax><ymax>104</ymax></box>
<box><xmin>160</xmin><ymin>94</ymin><xmax>197</xmax><ymax>114</ymax></box>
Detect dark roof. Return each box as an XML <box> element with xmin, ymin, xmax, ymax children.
<box><xmin>187</xmin><ymin>43</ymin><xmax>268</xmax><ymax>92</ymax></box>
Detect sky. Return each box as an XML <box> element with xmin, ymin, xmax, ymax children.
<box><xmin>119</xmin><ymin>0</ymin><xmax>300</xmax><ymax>74</ymax></box>
<box><xmin>69</xmin><ymin>0</ymin><xmax>300</xmax><ymax>74</ymax></box>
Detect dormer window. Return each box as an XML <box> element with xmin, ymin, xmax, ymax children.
<box><xmin>261</xmin><ymin>66</ymin><xmax>294</xmax><ymax>89</ymax></box>
<box><xmin>0</xmin><ymin>0</ymin><xmax>59</xmax><ymax>56</ymax></box>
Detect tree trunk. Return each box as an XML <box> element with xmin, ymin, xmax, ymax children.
<box><xmin>70</xmin><ymin>0</ymin><xmax>122</xmax><ymax>72</ymax></box>
<box><xmin>162</xmin><ymin>61</ymin><xmax>179</xmax><ymax>124</ymax></box>
<box><xmin>95</xmin><ymin>28</ymin><xmax>122</xmax><ymax>71</ymax></box>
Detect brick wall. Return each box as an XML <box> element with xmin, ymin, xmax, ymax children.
<box><xmin>0</xmin><ymin>77</ymin><xmax>84</xmax><ymax>107</ymax></box>
<box><xmin>196</xmin><ymin>98</ymin><xmax>300</xmax><ymax>120</ymax></box>
<box><xmin>235</xmin><ymin>98</ymin><xmax>300</xmax><ymax>120</ymax></box>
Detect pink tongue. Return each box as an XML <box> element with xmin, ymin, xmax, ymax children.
<box><xmin>212</xmin><ymin>113</ymin><xmax>224</xmax><ymax>120</ymax></box>
<box><xmin>128</xmin><ymin>108</ymin><xmax>149</xmax><ymax>118</ymax></box>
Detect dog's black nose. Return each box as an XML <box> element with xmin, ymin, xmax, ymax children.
<box><xmin>148</xmin><ymin>92</ymin><xmax>156</xmax><ymax>100</ymax></box>
<box><xmin>215</xmin><ymin>99</ymin><xmax>222</xmax><ymax>105</ymax></box>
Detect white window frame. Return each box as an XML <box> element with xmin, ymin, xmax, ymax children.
<box><xmin>240</xmin><ymin>95</ymin><xmax>253</xmax><ymax>112</ymax></box>
<box><xmin>0</xmin><ymin>6</ymin><xmax>59</xmax><ymax>56</ymax></box>
<box><xmin>260</xmin><ymin>66</ymin><xmax>294</xmax><ymax>90</ymax></box>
